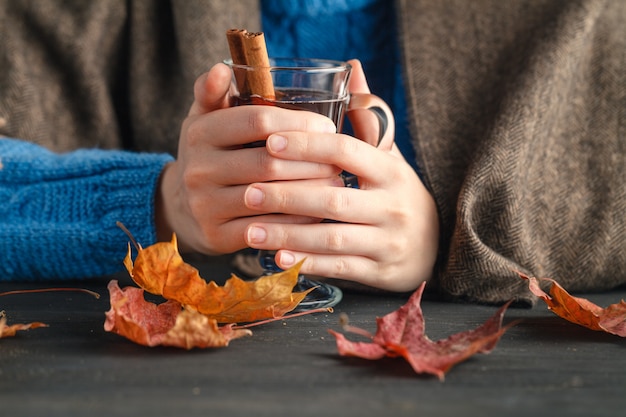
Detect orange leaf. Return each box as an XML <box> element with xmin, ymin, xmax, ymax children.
<box><xmin>0</xmin><ymin>316</ymin><xmax>47</xmax><ymax>338</ymax></box>
<box><xmin>328</xmin><ymin>282</ymin><xmax>515</xmax><ymax>380</ymax></box>
<box><xmin>123</xmin><ymin>235</ymin><xmax>310</xmax><ymax>322</ymax></box>
<box><xmin>104</xmin><ymin>280</ymin><xmax>251</xmax><ymax>349</ymax></box>
<box><xmin>519</xmin><ymin>272</ymin><xmax>626</xmax><ymax>336</ymax></box>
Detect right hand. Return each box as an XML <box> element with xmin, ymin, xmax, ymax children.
<box><xmin>155</xmin><ymin>63</ymin><xmax>340</xmax><ymax>254</ymax></box>
<box><xmin>239</xmin><ymin>60</ymin><xmax>439</xmax><ymax>292</ymax></box>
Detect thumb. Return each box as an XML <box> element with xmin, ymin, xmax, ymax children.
<box><xmin>188</xmin><ymin>63</ymin><xmax>232</xmax><ymax>117</ymax></box>
<box><xmin>346</xmin><ymin>59</ymin><xmax>394</xmax><ymax>147</ymax></box>
<box><xmin>347</xmin><ymin>59</ymin><xmax>371</xmax><ymax>94</ymax></box>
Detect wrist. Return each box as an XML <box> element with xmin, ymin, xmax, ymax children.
<box><xmin>154</xmin><ymin>162</ymin><xmax>176</xmax><ymax>243</ymax></box>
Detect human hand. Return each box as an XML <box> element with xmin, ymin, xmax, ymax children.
<box><xmin>242</xmin><ymin>60</ymin><xmax>439</xmax><ymax>292</ymax></box>
<box><xmin>155</xmin><ymin>63</ymin><xmax>341</xmax><ymax>254</ymax></box>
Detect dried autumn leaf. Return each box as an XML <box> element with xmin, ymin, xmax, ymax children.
<box><xmin>0</xmin><ymin>315</ymin><xmax>47</xmax><ymax>338</ymax></box>
<box><xmin>123</xmin><ymin>235</ymin><xmax>310</xmax><ymax>322</ymax></box>
<box><xmin>519</xmin><ymin>272</ymin><xmax>626</xmax><ymax>337</ymax></box>
<box><xmin>328</xmin><ymin>282</ymin><xmax>514</xmax><ymax>380</ymax></box>
<box><xmin>104</xmin><ymin>280</ymin><xmax>251</xmax><ymax>349</ymax></box>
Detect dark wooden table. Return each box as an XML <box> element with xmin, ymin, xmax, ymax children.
<box><xmin>1</xmin><ymin>257</ymin><xmax>625</xmax><ymax>417</ymax></box>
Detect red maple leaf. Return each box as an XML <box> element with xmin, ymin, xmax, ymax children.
<box><xmin>328</xmin><ymin>282</ymin><xmax>515</xmax><ymax>380</ymax></box>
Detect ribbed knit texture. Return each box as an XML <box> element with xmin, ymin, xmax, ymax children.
<box><xmin>0</xmin><ymin>138</ymin><xmax>173</xmax><ymax>280</ymax></box>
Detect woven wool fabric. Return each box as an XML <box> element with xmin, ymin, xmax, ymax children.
<box><xmin>1</xmin><ymin>0</ymin><xmax>624</xmax><ymax>303</ymax></box>
<box><xmin>397</xmin><ymin>0</ymin><xmax>626</xmax><ymax>303</ymax></box>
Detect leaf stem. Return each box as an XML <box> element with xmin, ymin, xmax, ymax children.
<box><xmin>116</xmin><ymin>221</ymin><xmax>141</xmax><ymax>251</ymax></box>
<box><xmin>0</xmin><ymin>288</ymin><xmax>100</xmax><ymax>299</ymax></box>
<box><xmin>233</xmin><ymin>307</ymin><xmax>333</xmax><ymax>329</ymax></box>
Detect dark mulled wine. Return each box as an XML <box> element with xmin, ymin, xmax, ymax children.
<box><xmin>235</xmin><ymin>88</ymin><xmax>349</xmax><ymax>132</ymax></box>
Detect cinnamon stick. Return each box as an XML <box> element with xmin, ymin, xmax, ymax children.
<box><xmin>226</xmin><ymin>29</ymin><xmax>249</xmax><ymax>93</ymax></box>
<box><xmin>226</xmin><ymin>28</ymin><xmax>248</xmax><ymax>65</ymax></box>
<box><xmin>226</xmin><ymin>29</ymin><xmax>275</xmax><ymax>100</ymax></box>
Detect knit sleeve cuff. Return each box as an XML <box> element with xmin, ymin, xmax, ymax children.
<box><xmin>0</xmin><ymin>139</ymin><xmax>175</xmax><ymax>280</ymax></box>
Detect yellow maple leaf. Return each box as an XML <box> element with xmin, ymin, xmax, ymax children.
<box><xmin>123</xmin><ymin>234</ymin><xmax>311</xmax><ymax>323</ymax></box>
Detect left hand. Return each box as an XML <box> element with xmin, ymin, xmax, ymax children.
<box><xmin>242</xmin><ymin>60</ymin><xmax>439</xmax><ymax>292</ymax></box>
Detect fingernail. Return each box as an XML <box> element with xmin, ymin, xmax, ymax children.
<box><xmin>267</xmin><ymin>135</ymin><xmax>287</xmax><ymax>153</ymax></box>
<box><xmin>245</xmin><ymin>186</ymin><xmax>264</xmax><ymax>207</ymax></box>
<box><xmin>324</xmin><ymin>122</ymin><xmax>338</xmax><ymax>133</ymax></box>
<box><xmin>247</xmin><ymin>226</ymin><xmax>267</xmax><ymax>244</ymax></box>
<box><xmin>278</xmin><ymin>251</ymin><xmax>296</xmax><ymax>267</ymax></box>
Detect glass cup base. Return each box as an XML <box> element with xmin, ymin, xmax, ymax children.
<box><xmin>292</xmin><ymin>275</ymin><xmax>343</xmax><ymax>312</ymax></box>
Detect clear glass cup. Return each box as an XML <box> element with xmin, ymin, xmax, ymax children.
<box><xmin>226</xmin><ymin>57</ymin><xmax>392</xmax><ymax>310</ymax></box>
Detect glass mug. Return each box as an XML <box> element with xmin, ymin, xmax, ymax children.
<box><xmin>226</xmin><ymin>57</ymin><xmax>393</xmax><ymax>310</ymax></box>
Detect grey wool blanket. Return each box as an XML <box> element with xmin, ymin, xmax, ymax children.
<box><xmin>1</xmin><ymin>0</ymin><xmax>625</xmax><ymax>304</ymax></box>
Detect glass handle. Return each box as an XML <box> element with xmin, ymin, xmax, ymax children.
<box><xmin>347</xmin><ymin>93</ymin><xmax>395</xmax><ymax>151</ymax></box>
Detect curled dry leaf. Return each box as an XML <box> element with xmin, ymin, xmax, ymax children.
<box><xmin>123</xmin><ymin>235</ymin><xmax>310</xmax><ymax>323</ymax></box>
<box><xmin>0</xmin><ymin>315</ymin><xmax>47</xmax><ymax>339</ymax></box>
<box><xmin>329</xmin><ymin>282</ymin><xmax>515</xmax><ymax>380</ymax></box>
<box><xmin>104</xmin><ymin>280</ymin><xmax>251</xmax><ymax>349</ymax></box>
<box><xmin>519</xmin><ymin>272</ymin><xmax>626</xmax><ymax>337</ymax></box>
